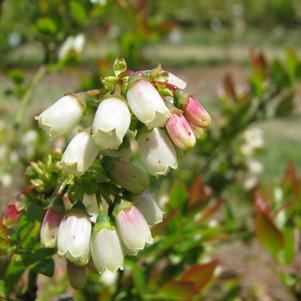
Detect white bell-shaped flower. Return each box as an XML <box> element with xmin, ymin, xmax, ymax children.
<box><xmin>92</xmin><ymin>97</ymin><xmax>131</xmax><ymax>150</ymax></box>
<box><xmin>40</xmin><ymin>208</ymin><xmax>63</xmax><ymax>248</ymax></box>
<box><xmin>61</xmin><ymin>132</ymin><xmax>99</xmax><ymax>175</ymax></box>
<box><xmin>126</xmin><ymin>79</ymin><xmax>170</xmax><ymax>129</ymax></box>
<box><xmin>114</xmin><ymin>201</ymin><xmax>153</xmax><ymax>252</ymax></box>
<box><xmin>133</xmin><ymin>192</ymin><xmax>163</xmax><ymax>225</ymax></box>
<box><xmin>137</xmin><ymin>128</ymin><xmax>178</xmax><ymax>176</ymax></box>
<box><xmin>167</xmin><ymin>72</ymin><xmax>187</xmax><ymax>89</ymax></box>
<box><xmin>36</xmin><ymin>95</ymin><xmax>84</xmax><ymax>137</ymax></box>
<box><xmin>90</xmin><ymin>213</ymin><xmax>124</xmax><ymax>273</ymax></box>
<box><xmin>57</xmin><ymin>211</ymin><xmax>91</xmax><ymax>266</ymax></box>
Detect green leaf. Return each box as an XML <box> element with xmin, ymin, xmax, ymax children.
<box><xmin>7</xmin><ymin>69</ymin><xmax>25</xmax><ymax>85</ymax></box>
<box><xmin>168</xmin><ymin>181</ymin><xmax>188</xmax><ymax>210</ymax></box>
<box><xmin>0</xmin><ymin>222</ymin><xmax>10</xmax><ymax>255</ymax></box>
<box><xmin>275</xmin><ymin>92</ymin><xmax>294</xmax><ymax>117</ymax></box>
<box><xmin>3</xmin><ymin>256</ymin><xmax>25</xmax><ymax>292</ymax></box>
<box><xmin>35</xmin><ymin>17</ymin><xmax>57</xmax><ymax>35</ymax></box>
<box><xmin>113</xmin><ymin>57</ymin><xmax>127</xmax><ymax>76</ymax></box>
<box><xmin>286</xmin><ymin>48</ymin><xmax>301</xmax><ymax>82</ymax></box>
<box><xmin>281</xmin><ymin>227</ymin><xmax>295</xmax><ymax>264</ymax></box>
<box><xmin>21</xmin><ymin>247</ymin><xmax>55</xmax><ymax>277</ymax></box>
<box><xmin>127</xmin><ymin>260</ymin><xmax>146</xmax><ymax>297</ymax></box>
<box><xmin>70</xmin><ymin>1</ymin><xmax>87</xmax><ymax>25</ymax></box>
<box><xmin>255</xmin><ymin>211</ymin><xmax>284</xmax><ymax>259</ymax></box>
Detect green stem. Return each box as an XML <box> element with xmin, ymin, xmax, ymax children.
<box><xmin>15</xmin><ymin>65</ymin><xmax>48</xmax><ymax>127</ymax></box>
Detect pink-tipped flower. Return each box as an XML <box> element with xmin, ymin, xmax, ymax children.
<box><xmin>67</xmin><ymin>261</ymin><xmax>87</xmax><ymax>290</ymax></box>
<box><xmin>181</xmin><ymin>95</ymin><xmax>211</xmax><ymax>128</ymax></box>
<box><xmin>40</xmin><ymin>208</ymin><xmax>63</xmax><ymax>248</ymax></box>
<box><xmin>3</xmin><ymin>202</ymin><xmax>23</xmax><ymax>228</ymax></box>
<box><xmin>90</xmin><ymin>212</ymin><xmax>124</xmax><ymax>273</ymax></box>
<box><xmin>114</xmin><ymin>201</ymin><xmax>153</xmax><ymax>252</ymax></box>
<box><xmin>165</xmin><ymin>112</ymin><xmax>196</xmax><ymax>150</ymax></box>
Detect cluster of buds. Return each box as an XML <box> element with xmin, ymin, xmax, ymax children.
<box><xmin>36</xmin><ymin>58</ymin><xmax>211</xmax><ymax>287</ymax></box>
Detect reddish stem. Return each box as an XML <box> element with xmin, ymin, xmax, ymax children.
<box><xmin>16</xmin><ymin>183</ymin><xmax>37</xmax><ymax>201</ymax></box>
<box><xmin>153</xmin><ymin>80</ymin><xmax>178</xmax><ymax>92</ymax></box>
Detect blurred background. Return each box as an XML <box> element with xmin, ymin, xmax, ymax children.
<box><xmin>1</xmin><ymin>0</ymin><xmax>301</xmax><ymax>300</ymax></box>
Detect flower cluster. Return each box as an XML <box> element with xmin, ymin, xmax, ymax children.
<box><xmin>37</xmin><ymin>58</ymin><xmax>211</xmax><ymax>286</ymax></box>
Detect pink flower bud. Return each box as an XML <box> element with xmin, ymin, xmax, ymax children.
<box><xmin>114</xmin><ymin>202</ymin><xmax>153</xmax><ymax>252</ymax></box>
<box><xmin>40</xmin><ymin>208</ymin><xmax>63</xmax><ymax>249</ymax></box>
<box><xmin>181</xmin><ymin>96</ymin><xmax>211</xmax><ymax>128</ymax></box>
<box><xmin>67</xmin><ymin>261</ymin><xmax>87</xmax><ymax>290</ymax></box>
<box><xmin>3</xmin><ymin>202</ymin><xmax>23</xmax><ymax>228</ymax></box>
<box><xmin>165</xmin><ymin>112</ymin><xmax>196</xmax><ymax>150</ymax></box>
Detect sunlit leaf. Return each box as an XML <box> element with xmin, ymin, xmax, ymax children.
<box><xmin>180</xmin><ymin>260</ymin><xmax>218</xmax><ymax>293</ymax></box>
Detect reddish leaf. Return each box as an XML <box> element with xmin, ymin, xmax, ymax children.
<box><xmin>282</xmin><ymin>162</ymin><xmax>300</xmax><ymax>195</ymax></box>
<box><xmin>254</xmin><ymin>192</ymin><xmax>284</xmax><ymax>259</ymax></box>
<box><xmin>197</xmin><ymin>198</ymin><xmax>225</xmax><ymax>224</ymax></box>
<box><xmin>188</xmin><ymin>175</ymin><xmax>204</xmax><ymax>207</ymax></box>
<box><xmin>180</xmin><ymin>260</ymin><xmax>218</xmax><ymax>293</ymax></box>
<box><xmin>152</xmin><ymin>208</ymin><xmax>179</xmax><ymax>235</ymax></box>
<box><xmin>160</xmin><ymin>280</ymin><xmax>196</xmax><ymax>300</ymax></box>
<box><xmin>223</xmin><ymin>73</ymin><xmax>237</xmax><ymax>102</ymax></box>
<box><xmin>254</xmin><ymin>190</ymin><xmax>272</xmax><ymax>219</ymax></box>
<box><xmin>249</xmin><ymin>49</ymin><xmax>268</xmax><ymax>79</ymax></box>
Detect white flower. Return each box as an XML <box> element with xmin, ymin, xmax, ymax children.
<box><xmin>109</xmin><ymin>160</ymin><xmax>149</xmax><ymax>194</ymax></box>
<box><xmin>40</xmin><ymin>208</ymin><xmax>63</xmax><ymax>248</ymax></box>
<box><xmin>92</xmin><ymin>97</ymin><xmax>131</xmax><ymax>150</ymax></box>
<box><xmin>57</xmin><ymin>211</ymin><xmax>91</xmax><ymax>265</ymax></box>
<box><xmin>90</xmin><ymin>226</ymin><xmax>124</xmax><ymax>273</ymax></box>
<box><xmin>114</xmin><ymin>202</ymin><xmax>153</xmax><ymax>252</ymax></box>
<box><xmin>36</xmin><ymin>95</ymin><xmax>84</xmax><ymax>137</ymax></box>
<box><xmin>61</xmin><ymin>132</ymin><xmax>99</xmax><ymax>174</ymax></box>
<box><xmin>133</xmin><ymin>192</ymin><xmax>163</xmax><ymax>225</ymax></box>
<box><xmin>241</xmin><ymin>127</ymin><xmax>264</xmax><ymax>156</ymax></box>
<box><xmin>126</xmin><ymin>79</ymin><xmax>170</xmax><ymax>129</ymax></box>
<box><xmin>167</xmin><ymin>72</ymin><xmax>187</xmax><ymax>89</ymax></box>
<box><xmin>100</xmin><ymin>270</ymin><xmax>118</xmax><ymax>286</ymax></box>
<box><xmin>83</xmin><ymin>194</ymin><xmax>99</xmax><ymax>223</ymax></box>
<box><xmin>137</xmin><ymin>128</ymin><xmax>178</xmax><ymax>176</ymax></box>
<box><xmin>58</xmin><ymin>34</ymin><xmax>85</xmax><ymax>60</ymax></box>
